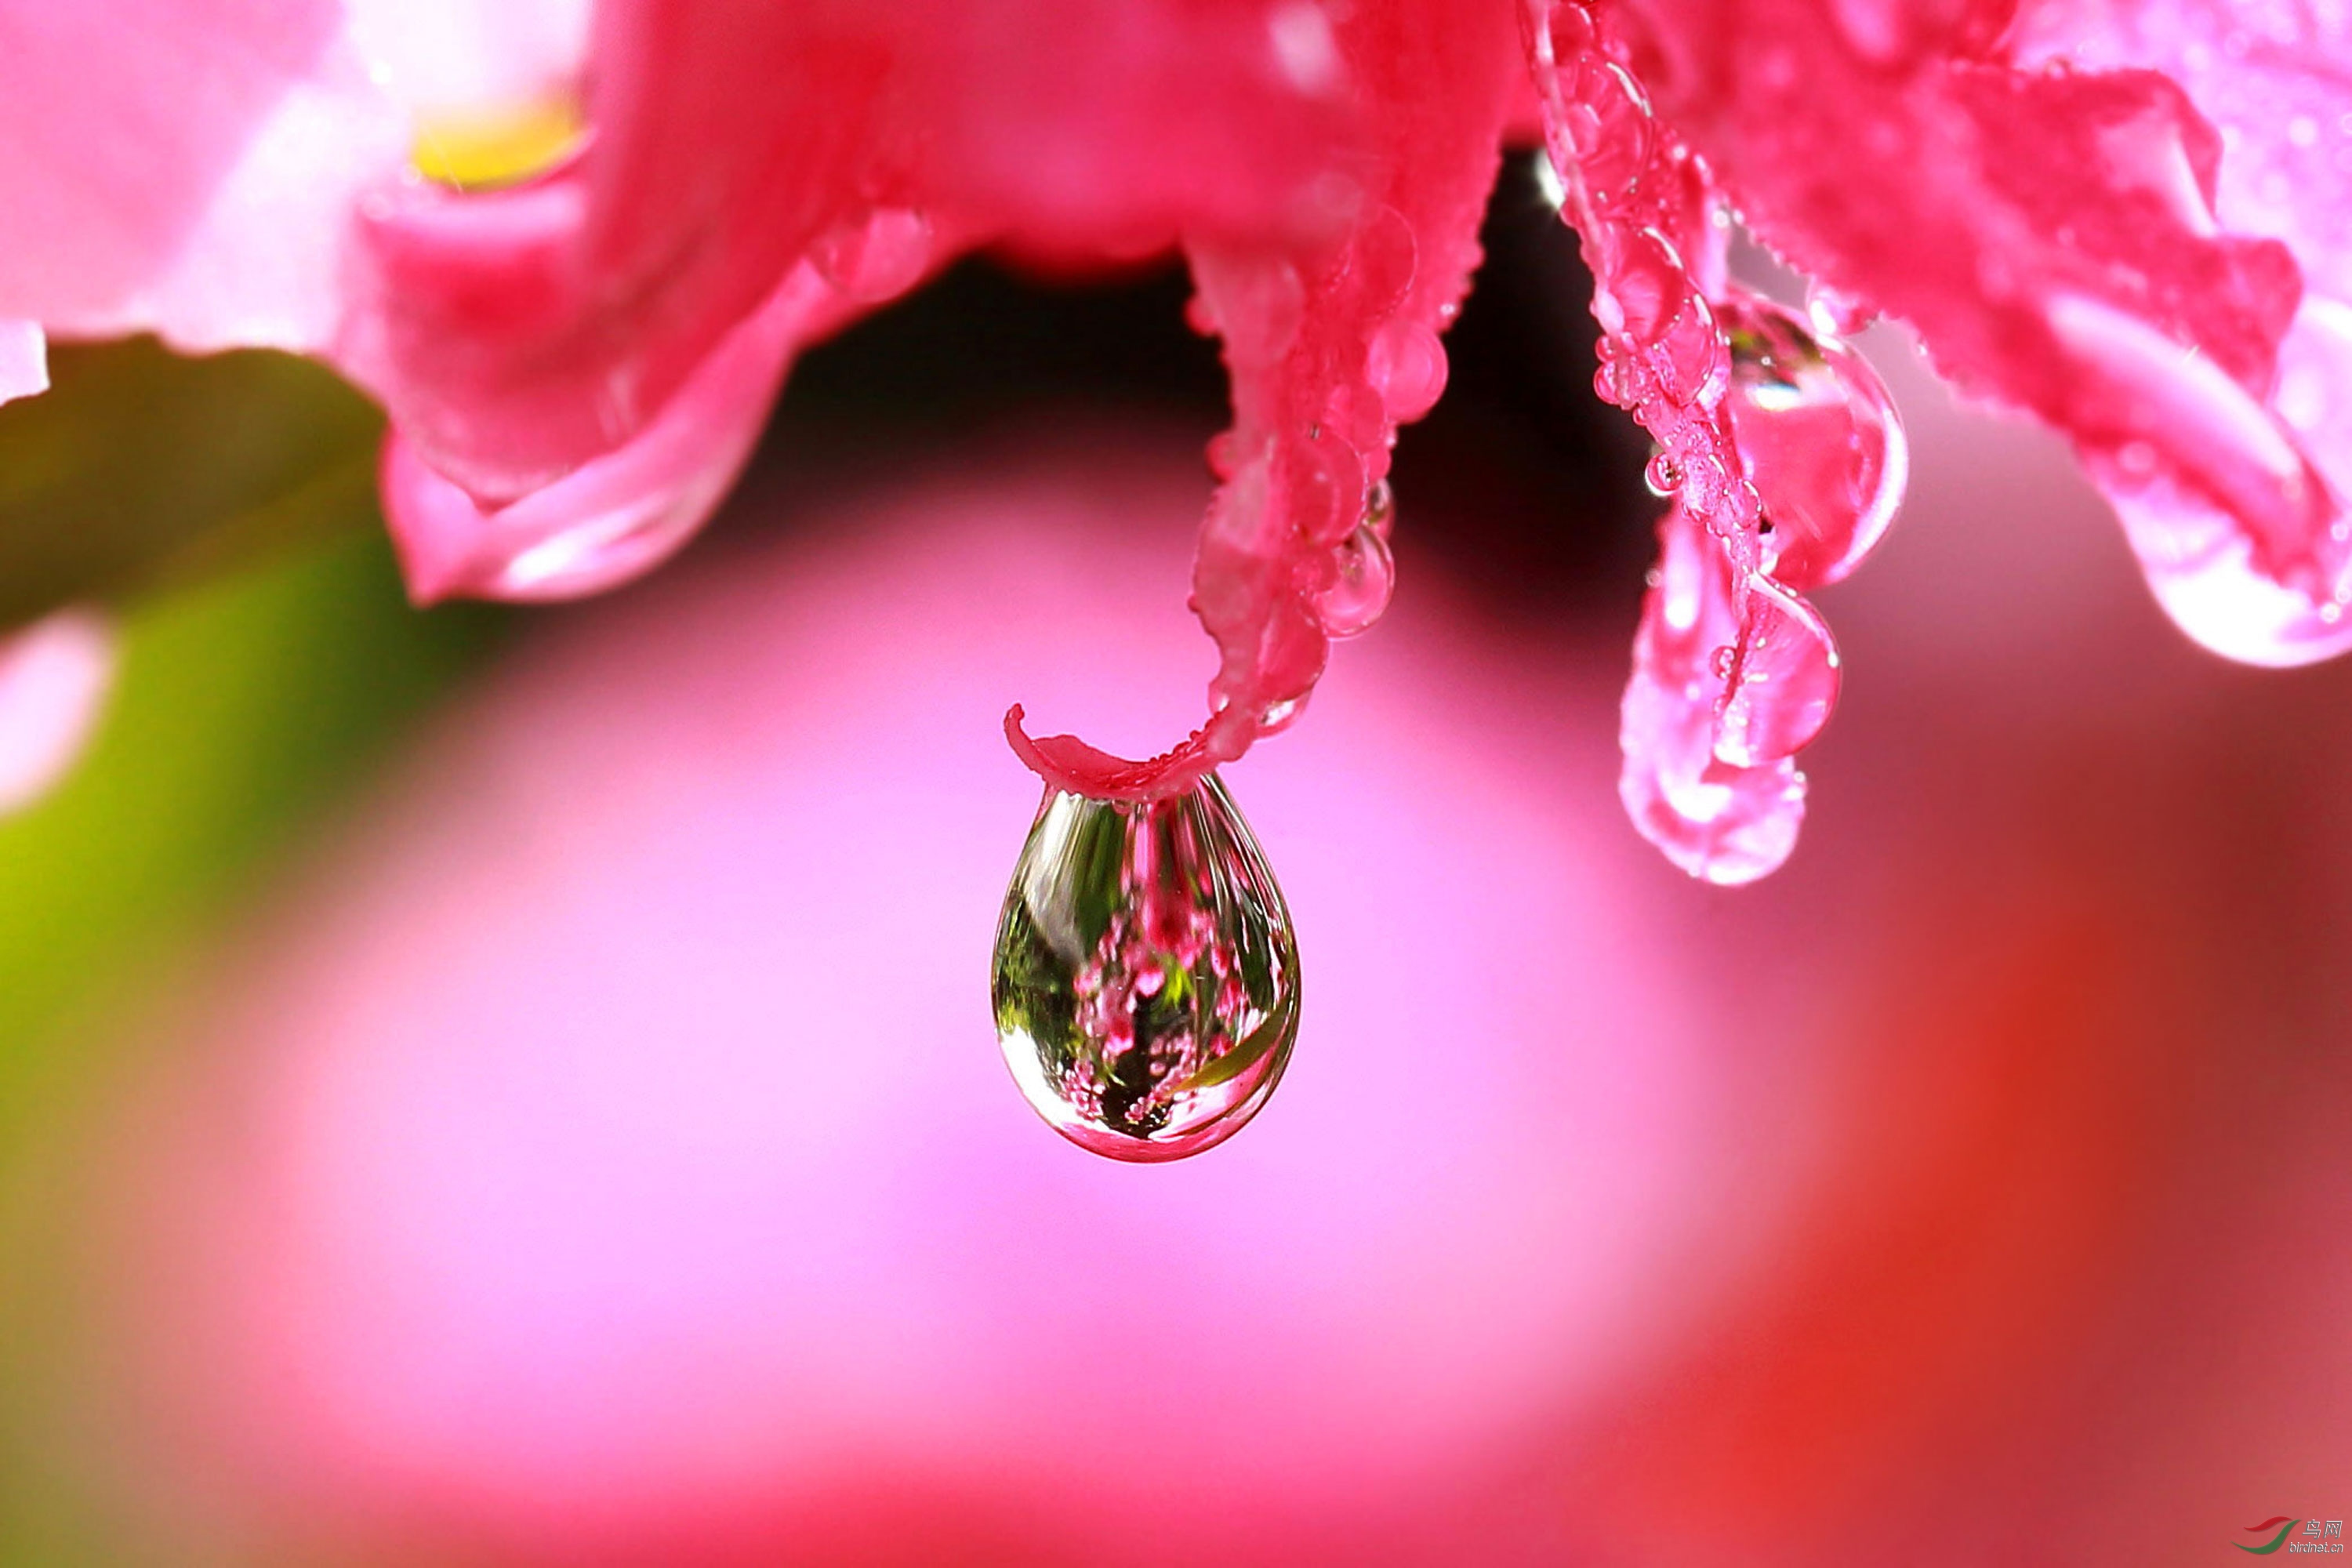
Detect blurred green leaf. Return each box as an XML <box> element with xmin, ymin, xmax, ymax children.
<box><xmin>0</xmin><ymin>339</ymin><xmax>385</xmax><ymax>630</ymax></box>
<box><xmin>0</xmin><ymin>528</ymin><xmax>504</xmax><ymax>1127</ymax></box>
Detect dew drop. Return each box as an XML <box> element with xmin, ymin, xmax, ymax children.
<box><xmin>1563</xmin><ymin>57</ymin><xmax>1653</xmax><ymax>211</ymax></box>
<box><xmin>1315</xmin><ymin>514</ymin><xmax>1396</xmax><ymax>637</ymax></box>
<box><xmin>1362</xmin><ymin>475</ymin><xmax>1396</xmax><ymax>540</ymax></box>
<box><xmin>811</xmin><ymin>207</ymin><xmax>934</xmax><ymax>303</ymax></box>
<box><xmin>1719</xmin><ymin>291</ymin><xmax>1907</xmax><ymax>590</ymax></box>
<box><xmin>1646</xmin><ymin>448</ymin><xmax>1684</xmax><ymax>495</ymax></box>
<box><xmin>992</xmin><ymin>777</ymin><xmax>1300</xmax><ymax>1162</ymax></box>
<box><xmin>1258</xmin><ymin>693</ymin><xmax>1308</xmax><ymax>732</ymax></box>
<box><xmin>1602</xmin><ymin>228</ymin><xmax>1686</xmax><ymax>344</ymax></box>
<box><xmin>1365</xmin><ymin>320</ymin><xmax>1449</xmax><ymax>422</ymax></box>
<box><xmin>1712</xmin><ymin>576</ymin><xmax>1842</xmax><ymax>768</ymax></box>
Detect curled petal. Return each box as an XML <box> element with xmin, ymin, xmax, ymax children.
<box><xmin>0</xmin><ymin>609</ymin><xmax>114</xmax><ymax>815</ymax></box>
<box><xmin>1011</xmin><ymin>0</ymin><xmax>1518</xmax><ymax>796</ymax></box>
<box><xmin>382</xmin><ymin>266</ymin><xmax>845</xmax><ymax>604</ymax></box>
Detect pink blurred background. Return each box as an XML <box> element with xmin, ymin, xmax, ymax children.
<box><xmin>0</xmin><ymin>204</ymin><xmax>2347</xmax><ymax>1564</ymax></box>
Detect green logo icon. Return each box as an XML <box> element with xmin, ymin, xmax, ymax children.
<box><xmin>2238</xmin><ymin>1519</ymin><xmax>2299</xmax><ymax>1555</ymax></box>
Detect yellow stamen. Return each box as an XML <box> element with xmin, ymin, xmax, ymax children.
<box><xmin>412</xmin><ymin>95</ymin><xmax>586</xmax><ymax>193</ymax></box>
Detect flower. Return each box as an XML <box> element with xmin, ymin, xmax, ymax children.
<box><xmin>2</xmin><ymin>0</ymin><xmax>2350</xmax><ymax>873</ymax></box>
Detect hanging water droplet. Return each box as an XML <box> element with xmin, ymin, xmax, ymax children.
<box><xmin>811</xmin><ymin>207</ymin><xmax>933</xmax><ymax>303</ymax></box>
<box><xmin>1365</xmin><ymin>320</ymin><xmax>1449</xmax><ymax>422</ymax></box>
<box><xmin>1718</xmin><ymin>291</ymin><xmax>1907</xmax><ymax>590</ymax></box>
<box><xmin>1711</xmin><ymin>575</ymin><xmax>1842</xmax><ymax>768</ymax></box>
<box><xmin>1315</xmin><ymin>503</ymin><xmax>1397</xmax><ymax>639</ymax></box>
<box><xmin>1645</xmin><ymin>448</ymin><xmax>1684</xmax><ymax>495</ymax></box>
<box><xmin>992</xmin><ymin>776</ymin><xmax>1300</xmax><ymax>1162</ymax></box>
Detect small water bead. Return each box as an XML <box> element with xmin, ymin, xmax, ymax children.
<box><xmin>1288</xmin><ymin>433</ymin><xmax>1367</xmax><ymax>546</ymax></box>
<box><xmin>1645</xmin><ymin>449</ymin><xmax>1684</xmax><ymax>495</ymax></box>
<box><xmin>1366</xmin><ymin>320</ymin><xmax>1449</xmax><ymax>422</ymax></box>
<box><xmin>1258</xmin><ymin>693</ymin><xmax>1308</xmax><ymax>733</ymax></box>
<box><xmin>992</xmin><ymin>776</ymin><xmax>1300</xmax><ymax>1162</ymax></box>
<box><xmin>1562</xmin><ymin>57</ymin><xmax>1654</xmax><ymax>210</ymax></box>
<box><xmin>1654</xmin><ymin>292</ymin><xmax>1730</xmax><ymax>407</ymax></box>
<box><xmin>1601</xmin><ymin>227</ymin><xmax>1688</xmax><ymax>344</ymax></box>
<box><xmin>811</xmin><ymin>207</ymin><xmax>933</xmax><ymax>303</ymax></box>
<box><xmin>1362</xmin><ymin>476</ymin><xmax>1396</xmax><ymax>540</ymax></box>
<box><xmin>1536</xmin><ymin>0</ymin><xmax>1597</xmax><ymax>68</ymax></box>
<box><xmin>1315</xmin><ymin>513</ymin><xmax>1396</xmax><ymax>637</ymax></box>
<box><xmin>1711</xmin><ymin>576</ymin><xmax>1842</xmax><ymax>768</ymax></box>
<box><xmin>1719</xmin><ymin>292</ymin><xmax>1907</xmax><ymax>590</ymax></box>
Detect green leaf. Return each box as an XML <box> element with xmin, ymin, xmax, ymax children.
<box><xmin>0</xmin><ymin>339</ymin><xmax>386</xmax><ymax>630</ymax></box>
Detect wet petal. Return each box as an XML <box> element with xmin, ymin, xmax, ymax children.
<box><xmin>0</xmin><ymin>0</ymin><xmax>402</xmax><ymax>351</ymax></box>
<box><xmin>1617</xmin><ymin>0</ymin><xmax>2339</xmax><ymax>665</ymax></box>
<box><xmin>382</xmin><ymin>265</ymin><xmax>843</xmax><ymax>604</ymax></box>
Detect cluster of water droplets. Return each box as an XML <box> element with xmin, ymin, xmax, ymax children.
<box><xmin>1522</xmin><ymin>0</ymin><xmax>1908</xmax><ymax>884</ymax></box>
<box><xmin>992</xmin><ymin>777</ymin><xmax>1299</xmax><ymax>1161</ymax></box>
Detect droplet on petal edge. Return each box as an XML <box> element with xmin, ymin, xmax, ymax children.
<box><xmin>1719</xmin><ymin>292</ymin><xmax>1907</xmax><ymax>591</ymax></box>
<box><xmin>993</xmin><ymin>774</ymin><xmax>1299</xmax><ymax>1162</ymax></box>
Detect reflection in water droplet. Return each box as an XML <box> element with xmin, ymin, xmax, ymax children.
<box><xmin>992</xmin><ymin>776</ymin><xmax>1299</xmax><ymax>1161</ymax></box>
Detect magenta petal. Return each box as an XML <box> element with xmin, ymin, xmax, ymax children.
<box><xmin>0</xmin><ymin>321</ymin><xmax>45</xmax><ymax>405</ymax></box>
<box><xmin>0</xmin><ymin>609</ymin><xmax>113</xmax><ymax>815</ymax></box>
<box><xmin>382</xmin><ymin>267</ymin><xmax>839</xmax><ymax>605</ymax></box>
<box><xmin>0</xmin><ymin>1</ymin><xmax>401</xmax><ymax>350</ymax></box>
<box><xmin>1621</xmin><ymin>0</ymin><xmax>2342</xmax><ymax>668</ymax></box>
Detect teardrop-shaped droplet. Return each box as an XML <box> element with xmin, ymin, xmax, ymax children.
<box><xmin>992</xmin><ymin>775</ymin><xmax>1300</xmax><ymax>1162</ymax></box>
<box><xmin>1719</xmin><ymin>291</ymin><xmax>1906</xmax><ymax>590</ymax></box>
<box><xmin>1711</xmin><ymin>575</ymin><xmax>1841</xmax><ymax>768</ymax></box>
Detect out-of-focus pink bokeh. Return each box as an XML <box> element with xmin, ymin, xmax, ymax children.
<box><xmin>42</xmin><ymin>345</ymin><xmax>2352</xmax><ymax>1563</ymax></box>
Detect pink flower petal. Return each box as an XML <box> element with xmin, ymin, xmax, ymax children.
<box><xmin>0</xmin><ymin>0</ymin><xmax>402</xmax><ymax>351</ymax></box>
<box><xmin>381</xmin><ymin>263</ymin><xmax>852</xmax><ymax>604</ymax></box>
<box><xmin>338</xmin><ymin>0</ymin><xmax>1366</xmax><ymax>506</ymax></box>
<box><xmin>0</xmin><ymin>608</ymin><xmax>114</xmax><ymax>815</ymax></box>
<box><xmin>1616</xmin><ymin>0</ymin><xmax>2346</xmax><ymax>666</ymax></box>
<box><xmin>1009</xmin><ymin>0</ymin><xmax>1518</xmax><ymax>797</ymax></box>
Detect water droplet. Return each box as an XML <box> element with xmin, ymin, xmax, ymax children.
<box><xmin>1537</xmin><ymin>1</ymin><xmax>1596</xmax><ymax>68</ymax></box>
<box><xmin>1646</xmin><ymin>449</ymin><xmax>1684</xmax><ymax>495</ymax></box>
<box><xmin>1719</xmin><ymin>291</ymin><xmax>1907</xmax><ymax>590</ymax></box>
<box><xmin>1287</xmin><ymin>433</ymin><xmax>1366</xmax><ymax>545</ymax></box>
<box><xmin>1602</xmin><ymin>228</ymin><xmax>1686</xmax><ymax>345</ymax></box>
<box><xmin>1712</xmin><ymin>576</ymin><xmax>1842</xmax><ymax>767</ymax></box>
<box><xmin>1563</xmin><ymin>57</ymin><xmax>1653</xmax><ymax>211</ymax></box>
<box><xmin>1362</xmin><ymin>476</ymin><xmax>1396</xmax><ymax>540</ymax></box>
<box><xmin>1315</xmin><ymin>514</ymin><xmax>1396</xmax><ymax>637</ymax></box>
<box><xmin>1258</xmin><ymin>693</ymin><xmax>1308</xmax><ymax>732</ymax></box>
<box><xmin>1365</xmin><ymin>320</ymin><xmax>1448</xmax><ymax>421</ymax></box>
<box><xmin>993</xmin><ymin>778</ymin><xmax>1300</xmax><ymax>1161</ymax></box>
<box><xmin>1653</xmin><ymin>292</ymin><xmax>1729</xmax><ymax>406</ymax></box>
<box><xmin>811</xmin><ymin>207</ymin><xmax>933</xmax><ymax>303</ymax></box>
